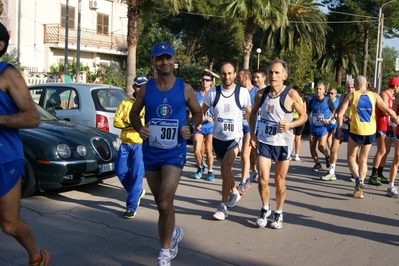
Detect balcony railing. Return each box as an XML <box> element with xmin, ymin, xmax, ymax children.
<box><xmin>44</xmin><ymin>24</ymin><xmax>127</xmax><ymax>52</ymax></box>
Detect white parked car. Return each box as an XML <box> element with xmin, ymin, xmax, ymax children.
<box><xmin>29</xmin><ymin>83</ymin><xmax>127</xmax><ymax>135</ymax></box>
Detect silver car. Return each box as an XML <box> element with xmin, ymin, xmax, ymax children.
<box><xmin>29</xmin><ymin>83</ymin><xmax>127</xmax><ymax>135</ymax></box>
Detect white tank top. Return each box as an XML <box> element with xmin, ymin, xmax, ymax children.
<box><xmin>206</xmin><ymin>85</ymin><xmax>251</xmax><ymax>140</ymax></box>
<box><xmin>257</xmin><ymin>87</ymin><xmax>294</xmax><ymax>146</ymax></box>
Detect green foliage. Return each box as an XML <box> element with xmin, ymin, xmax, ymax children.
<box><xmin>1</xmin><ymin>49</ymin><xmax>22</xmax><ymax>72</ymax></box>
<box><xmin>178</xmin><ymin>64</ymin><xmax>203</xmax><ymax>88</ymax></box>
<box><xmin>382</xmin><ymin>46</ymin><xmax>399</xmax><ymax>88</ymax></box>
<box><xmin>281</xmin><ymin>42</ymin><xmax>317</xmax><ymax>90</ymax></box>
<box><xmin>49</xmin><ymin>56</ymin><xmax>127</xmax><ymax>87</ymax></box>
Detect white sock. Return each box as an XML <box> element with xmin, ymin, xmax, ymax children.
<box><xmin>159</xmin><ymin>248</ymin><xmax>170</xmax><ymax>258</ymax></box>
<box><xmin>389</xmin><ymin>182</ymin><xmax>395</xmax><ymax>188</ymax></box>
<box><xmin>329</xmin><ymin>164</ymin><xmax>336</xmax><ymax>175</ymax></box>
<box><xmin>262</xmin><ymin>205</ymin><xmax>269</xmax><ymax>210</ymax></box>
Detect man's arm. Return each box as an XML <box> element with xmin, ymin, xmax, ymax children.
<box><xmin>0</xmin><ymin>66</ymin><xmax>40</xmax><ymax>128</ymax></box>
<box><xmin>290</xmin><ymin>90</ymin><xmax>307</xmax><ymax>128</ymax></box>
<box><xmin>249</xmin><ymin>89</ymin><xmax>263</xmax><ymax>137</ymax></box>
<box><xmin>129</xmin><ymin>84</ymin><xmax>146</xmax><ymax>133</ymax></box>
<box><xmin>337</xmin><ymin>93</ymin><xmax>352</xmax><ymax>129</ymax></box>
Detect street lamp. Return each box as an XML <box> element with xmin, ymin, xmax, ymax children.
<box><xmin>374</xmin><ymin>0</ymin><xmax>397</xmax><ymax>93</ymax></box>
<box><xmin>256</xmin><ymin>48</ymin><xmax>262</xmax><ymax>69</ymax></box>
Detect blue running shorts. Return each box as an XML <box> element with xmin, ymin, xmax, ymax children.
<box><xmin>0</xmin><ymin>159</ymin><xmax>24</xmax><ymax>197</ymax></box>
<box><xmin>258</xmin><ymin>142</ymin><xmax>292</xmax><ymax>162</ymax></box>
<box><xmin>349</xmin><ymin>133</ymin><xmax>376</xmax><ymax>145</ymax></box>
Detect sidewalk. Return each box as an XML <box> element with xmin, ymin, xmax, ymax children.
<box><xmin>1</xmin><ymin>138</ymin><xmax>398</xmax><ymax>266</ymax></box>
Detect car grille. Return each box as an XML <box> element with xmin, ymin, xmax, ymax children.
<box><xmin>91</xmin><ymin>137</ymin><xmax>112</xmax><ymax>161</ymax></box>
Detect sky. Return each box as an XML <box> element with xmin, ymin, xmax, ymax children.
<box><xmin>314</xmin><ymin>0</ymin><xmax>398</xmax><ymax>50</ymax></box>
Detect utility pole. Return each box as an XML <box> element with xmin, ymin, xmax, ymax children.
<box><xmin>374</xmin><ymin>0</ymin><xmax>397</xmax><ymax>93</ymax></box>
<box><xmin>76</xmin><ymin>0</ymin><xmax>81</xmax><ymax>82</ymax></box>
<box><xmin>64</xmin><ymin>0</ymin><xmax>69</xmax><ymax>75</ymax></box>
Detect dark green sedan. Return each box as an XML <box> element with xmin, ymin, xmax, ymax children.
<box><xmin>20</xmin><ymin>104</ymin><xmax>120</xmax><ymax>197</ymax></box>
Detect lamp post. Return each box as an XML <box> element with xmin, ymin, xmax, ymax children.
<box><xmin>256</xmin><ymin>48</ymin><xmax>262</xmax><ymax>69</ymax></box>
<box><xmin>374</xmin><ymin>0</ymin><xmax>396</xmax><ymax>93</ymax></box>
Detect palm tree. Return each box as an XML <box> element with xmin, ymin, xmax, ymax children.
<box><xmin>121</xmin><ymin>0</ymin><xmax>192</xmax><ymax>89</ymax></box>
<box><xmin>265</xmin><ymin>0</ymin><xmax>328</xmax><ymax>59</ymax></box>
<box><xmin>318</xmin><ymin>27</ymin><xmax>361</xmax><ymax>86</ymax></box>
<box><xmin>218</xmin><ymin>0</ymin><xmax>288</xmax><ymax>70</ymax></box>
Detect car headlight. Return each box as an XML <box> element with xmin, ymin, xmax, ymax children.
<box><xmin>57</xmin><ymin>143</ymin><xmax>72</xmax><ymax>158</ymax></box>
<box><xmin>76</xmin><ymin>145</ymin><xmax>87</xmax><ymax>157</ymax></box>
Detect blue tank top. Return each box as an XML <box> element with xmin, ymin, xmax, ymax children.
<box><xmin>143</xmin><ymin>78</ymin><xmax>187</xmax><ymax>160</ymax></box>
<box><xmin>0</xmin><ymin>63</ymin><xmax>24</xmax><ymax>164</ymax></box>
<box><xmin>310</xmin><ymin>96</ymin><xmax>331</xmax><ymax>136</ymax></box>
<box><xmin>196</xmin><ymin>89</ymin><xmax>214</xmax><ymax>129</ymax></box>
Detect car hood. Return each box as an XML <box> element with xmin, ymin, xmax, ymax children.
<box><xmin>20</xmin><ymin>119</ymin><xmax>118</xmax><ymax>146</ymax></box>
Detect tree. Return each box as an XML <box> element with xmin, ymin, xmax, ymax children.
<box><xmin>218</xmin><ymin>0</ymin><xmax>288</xmax><ymax>69</ymax></box>
<box><xmin>382</xmin><ymin>46</ymin><xmax>399</xmax><ymax>88</ymax></box>
<box><xmin>121</xmin><ymin>0</ymin><xmax>192</xmax><ymax>89</ymax></box>
<box><xmin>321</xmin><ymin>0</ymin><xmax>399</xmax><ymax>84</ymax></box>
<box><xmin>265</xmin><ymin>0</ymin><xmax>328</xmax><ymax>59</ymax></box>
<box><xmin>155</xmin><ymin>0</ymin><xmax>244</xmax><ymax>72</ymax></box>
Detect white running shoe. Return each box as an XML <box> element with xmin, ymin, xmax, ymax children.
<box><xmin>157</xmin><ymin>255</ymin><xmax>171</xmax><ymax>266</ymax></box>
<box><xmin>270</xmin><ymin>212</ymin><xmax>283</xmax><ymax>229</ymax></box>
<box><xmin>256</xmin><ymin>205</ymin><xmax>271</xmax><ymax>228</ymax></box>
<box><xmin>226</xmin><ymin>190</ymin><xmax>241</xmax><ymax>208</ymax></box>
<box><xmin>386</xmin><ymin>187</ymin><xmax>399</xmax><ymax>198</ymax></box>
<box><xmin>170</xmin><ymin>226</ymin><xmax>183</xmax><ymax>259</ymax></box>
<box><xmin>213</xmin><ymin>203</ymin><xmax>228</xmax><ymax>220</ymax></box>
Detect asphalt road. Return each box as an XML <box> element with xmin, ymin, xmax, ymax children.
<box><xmin>1</xmin><ymin>137</ymin><xmax>398</xmax><ymax>266</ymax></box>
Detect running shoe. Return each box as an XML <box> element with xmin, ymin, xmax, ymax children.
<box><xmin>325</xmin><ymin>156</ymin><xmax>330</xmax><ymax>169</ymax></box>
<box><xmin>226</xmin><ymin>190</ymin><xmax>241</xmax><ymax>208</ymax></box>
<box><xmin>293</xmin><ymin>155</ymin><xmax>301</xmax><ymax>161</ymax></box>
<box><xmin>368</xmin><ymin>176</ymin><xmax>382</xmax><ymax>186</ymax></box>
<box><xmin>320</xmin><ymin>173</ymin><xmax>337</xmax><ymax>181</ymax></box>
<box><xmin>29</xmin><ymin>250</ymin><xmax>50</xmax><ymax>266</ymax></box>
<box><xmin>237</xmin><ymin>182</ymin><xmax>248</xmax><ymax>195</ymax></box>
<box><xmin>213</xmin><ymin>203</ymin><xmax>228</xmax><ymax>220</ymax></box>
<box><xmin>206</xmin><ymin>171</ymin><xmax>215</xmax><ymax>181</ymax></box>
<box><xmin>256</xmin><ymin>205</ymin><xmax>271</xmax><ymax>228</ymax></box>
<box><xmin>170</xmin><ymin>226</ymin><xmax>183</xmax><ymax>259</ymax></box>
<box><xmin>138</xmin><ymin>188</ymin><xmax>146</xmax><ymax>206</ymax></box>
<box><xmin>386</xmin><ymin>187</ymin><xmax>399</xmax><ymax>198</ymax></box>
<box><xmin>124</xmin><ymin>210</ymin><xmax>136</xmax><ymax>219</ymax></box>
<box><xmin>250</xmin><ymin>170</ymin><xmax>259</xmax><ymax>182</ymax></box>
<box><xmin>246</xmin><ymin>177</ymin><xmax>253</xmax><ymax>189</ymax></box>
<box><xmin>378</xmin><ymin>175</ymin><xmax>389</xmax><ymax>184</ymax></box>
<box><xmin>353</xmin><ymin>181</ymin><xmax>364</xmax><ymax>199</ymax></box>
<box><xmin>349</xmin><ymin>175</ymin><xmax>355</xmax><ymax>182</ymax></box>
<box><xmin>193</xmin><ymin>166</ymin><xmax>203</xmax><ymax>179</ymax></box>
<box><xmin>157</xmin><ymin>255</ymin><xmax>171</xmax><ymax>266</ymax></box>
<box><xmin>270</xmin><ymin>212</ymin><xmax>283</xmax><ymax>229</ymax></box>
<box><xmin>311</xmin><ymin>163</ymin><xmax>322</xmax><ymax>171</ymax></box>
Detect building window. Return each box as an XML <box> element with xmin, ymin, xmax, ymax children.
<box><xmin>97</xmin><ymin>13</ymin><xmax>109</xmax><ymax>34</ymax></box>
<box><xmin>60</xmin><ymin>5</ymin><xmax>75</xmax><ymax>29</ymax></box>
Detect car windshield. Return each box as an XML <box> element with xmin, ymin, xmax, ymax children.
<box><xmin>35</xmin><ymin>104</ymin><xmax>58</xmax><ymax>121</ymax></box>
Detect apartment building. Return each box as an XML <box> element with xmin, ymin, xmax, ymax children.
<box><xmin>0</xmin><ymin>0</ymin><xmax>128</xmax><ymax>73</ymax></box>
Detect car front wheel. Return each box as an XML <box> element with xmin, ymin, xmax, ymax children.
<box><xmin>21</xmin><ymin>158</ymin><xmax>37</xmax><ymax>198</ymax></box>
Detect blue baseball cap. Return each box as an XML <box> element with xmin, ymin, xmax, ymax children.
<box><xmin>151</xmin><ymin>42</ymin><xmax>175</xmax><ymax>57</ymax></box>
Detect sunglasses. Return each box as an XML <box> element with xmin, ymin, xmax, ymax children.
<box><xmin>328</xmin><ymin>92</ymin><xmax>334</xmax><ymax>95</ymax></box>
<box><xmin>201</xmin><ymin>78</ymin><xmax>211</xmax><ymax>82</ymax></box>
